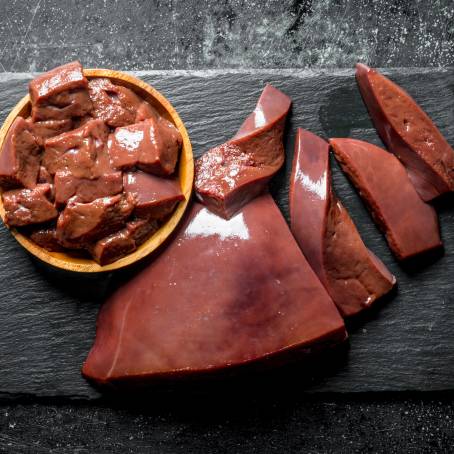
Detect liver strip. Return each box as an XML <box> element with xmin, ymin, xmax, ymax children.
<box><xmin>356</xmin><ymin>63</ymin><xmax>454</xmax><ymax>202</ymax></box>
<box><xmin>29</xmin><ymin>61</ymin><xmax>92</xmax><ymax>121</ymax></box>
<box><xmin>123</xmin><ymin>171</ymin><xmax>184</xmax><ymax>219</ymax></box>
<box><xmin>107</xmin><ymin>117</ymin><xmax>182</xmax><ymax>175</ymax></box>
<box><xmin>0</xmin><ymin>117</ymin><xmax>41</xmax><ymax>189</ymax></box>
<box><xmin>289</xmin><ymin>129</ymin><xmax>395</xmax><ymax>317</ymax></box>
<box><xmin>2</xmin><ymin>184</ymin><xmax>57</xmax><ymax>227</ymax></box>
<box><xmin>195</xmin><ymin>84</ymin><xmax>291</xmax><ymax>219</ymax></box>
<box><xmin>82</xmin><ymin>194</ymin><xmax>347</xmax><ymax>385</ymax></box>
<box><xmin>330</xmin><ymin>138</ymin><xmax>442</xmax><ymax>261</ymax></box>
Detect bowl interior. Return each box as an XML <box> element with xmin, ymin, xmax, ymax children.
<box><xmin>0</xmin><ymin>69</ymin><xmax>193</xmax><ymax>273</ymax></box>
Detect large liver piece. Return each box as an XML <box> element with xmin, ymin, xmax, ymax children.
<box><xmin>0</xmin><ymin>117</ymin><xmax>41</xmax><ymax>189</ymax></box>
<box><xmin>289</xmin><ymin>129</ymin><xmax>395</xmax><ymax>317</ymax></box>
<box><xmin>29</xmin><ymin>61</ymin><xmax>92</xmax><ymax>121</ymax></box>
<box><xmin>330</xmin><ymin>138</ymin><xmax>442</xmax><ymax>261</ymax></box>
<box><xmin>356</xmin><ymin>63</ymin><xmax>454</xmax><ymax>202</ymax></box>
<box><xmin>82</xmin><ymin>194</ymin><xmax>347</xmax><ymax>385</ymax></box>
<box><xmin>194</xmin><ymin>84</ymin><xmax>291</xmax><ymax>219</ymax></box>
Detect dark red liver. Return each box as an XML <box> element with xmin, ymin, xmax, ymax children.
<box><xmin>2</xmin><ymin>184</ymin><xmax>57</xmax><ymax>227</ymax></box>
<box><xmin>82</xmin><ymin>194</ymin><xmax>347</xmax><ymax>385</ymax></box>
<box><xmin>330</xmin><ymin>138</ymin><xmax>442</xmax><ymax>260</ymax></box>
<box><xmin>88</xmin><ymin>78</ymin><xmax>155</xmax><ymax>127</ymax></box>
<box><xmin>123</xmin><ymin>171</ymin><xmax>184</xmax><ymax>219</ymax></box>
<box><xmin>29</xmin><ymin>226</ymin><xmax>64</xmax><ymax>252</ymax></box>
<box><xmin>107</xmin><ymin>117</ymin><xmax>182</xmax><ymax>175</ymax></box>
<box><xmin>42</xmin><ymin>119</ymin><xmax>109</xmax><ymax>178</ymax></box>
<box><xmin>27</xmin><ymin>118</ymin><xmax>73</xmax><ymax>146</ymax></box>
<box><xmin>194</xmin><ymin>84</ymin><xmax>291</xmax><ymax>219</ymax></box>
<box><xmin>29</xmin><ymin>61</ymin><xmax>92</xmax><ymax>121</ymax></box>
<box><xmin>0</xmin><ymin>117</ymin><xmax>41</xmax><ymax>189</ymax></box>
<box><xmin>356</xmin><ymin>63</ymin><xmax>454</xmax><ymax>202</ymax></box>
<box><xmin>289</xmin><ymin>129</ymin><xmax>395</xmax><ymax>317</ymax></box>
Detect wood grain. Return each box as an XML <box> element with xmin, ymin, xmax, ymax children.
<box><xmin>0</xmin><ymin>68</ymin><xmax>453</xmax><ymax>398</ymax></box>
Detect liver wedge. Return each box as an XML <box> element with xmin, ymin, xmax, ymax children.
<box><xmin>356</xmin><ymin>63</ymin><xmax>454</xmax><ymax>201</ymax></box>
<box><xmin>330</xmin><ymin>138</ymin><xmax>442</xmax><ymax>260</ymax></box>
<box><xmin>289</xmin><ymin>129</ymin><xmax>395</xmax><ymax>317</ymax></box>
<box><xmin>82</xmin><ymin>194</ymin><xmax>347</xmax><ymax>385</ymax></box>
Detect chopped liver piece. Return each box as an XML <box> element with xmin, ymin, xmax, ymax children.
<box><xmin>289</xmin><ymin>129</ymin><xmax>395</xmax><ymax>317</ymax></box>
<box><xmin>356</xmin><ymin>63</ymin><xmax>454</xmax><ymax>201</ymax></box>
<box><xmin>88</xmin><ymin>78</ymin><xmax>155</xmax><ymax>127</ymax></box>
<box><xmin>29</xmin><ymin>61</ymin><xmax>92</xmax><ymax>121</ymax></box>
<box><xmin>107</xmin><ymin>117</ymin><xmax>182</xmax><ymax>175</ymax></box>
<box><xmin>42</xmin><ymin>119</ymin><xmax>109</xmax><ymax>178</ymax></box>
<box><xmin>82</xmin><ymin>194</ymin><xmax>347</xmax><ymax>385</ymax></box>
<box><xmin>56</xmin><ymin>194</ymin><xmax>134</xmax><ymax>248</ymax></box>
<box><xmin>0</xmin><ymin>117</ymin><xmax>41</xmax><ymax>189</ymax></box>
<box><xmin>123</xmin><ymin>171</ymin><xmax>183</xmax><ymax>219</ymax></box>
<box><xmin>54</xmin><ymin>169</ymin><xmax>123</xmax><ymax>207</ymax></box>
<box><xmin>27</xmin><ymin>118</ymin><xmax>73</xmax><ymax>146</ymax></box>
<box><xmin>2</xmin><ymin>184</ymin><xmax>57</xmax><ymax>227</ymax></box>
<box><xmin>195</xmin><ymin>84</ymin><xmax>291</xmax><ymax>219</ymax></box>
<box><xmin>330</xmin><ymin>138</ymin><xmax>442</xmax><ymax>260</ymax></box>
<box><xmin>29</xmin><ymin>227</ymin><xmax>64</xmax><ymax>252</ymax></box>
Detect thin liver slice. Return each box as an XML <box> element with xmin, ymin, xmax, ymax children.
<box><xmin>356</xmin><ymin>63</ymin><xmax>454</xmax><ymax>201</ymax></box>
<box><xmin>2</xmin><ymin>184</ymin><xmax>57</xmax><ymax>227</ymax></box>
<box><xmin>289</xmin><ymin>129</ymin><xmax>395</xmax><ymax>317</ymax></box>
<box><xmin>0</xmin><ymin>117</ymin><xmax>41</xmax><ymax>189</ymax></box>
<box><xmin>82</xmin><ymin>194</ymin><xmax>347</xmax><ymax>385</ymax></box>
<box><xmin>330</xmin><ymin>138</ymin><xmax>442</xmax><ymax>261</ymax></box>
<box><xmin>194</xmin><ymin>84</ymin><xmax>291</xmax><ymax>219</ymax></box>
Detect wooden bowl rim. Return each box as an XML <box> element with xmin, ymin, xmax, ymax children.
<box><xmin>0</xmin><ymin>68</ymin><xmax>194</xmax><ymax>273</ymax></box>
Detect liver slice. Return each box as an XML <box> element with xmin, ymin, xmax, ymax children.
<box><xmin>123</xmin><ymin>171</ymin><xmax>184</xmax><ymax>219</ymax></box>
<box><xmin>82</xmin><ymin>194</ymin><xmax>347</xmax><ymax>385</ymax></box>
<box><xmin>356</xmin><ymin>63</ymin><xmax>454</xmax><ymax>201</ymax></box>
<box><xmin>107</xmin><ymin>117</ymin><xmax>182</xmax><ymax>175</ymax></box>
<box><xmin>27</xmin><ymin>118</ymin><xmax>73</xmax><ymax>146</ymax></box>
<box><xmin>2</xmin><ymin>184</ymin><xmax>57</xmax><ymax>227</ymax></box>
<box><xmin>0</xmin><ymin>117</ymin><xmax>41</xmax><ymax>189</ymax></box>
<box><xmin>195</xmin><ymin>84</ymin><xmax>291</xmax><ymax>219</ymax></box>
<box><xmin>29</xmin><ymin>226</ymin><xmax>64</xmax><ymax>252</ymax></box>
<box><xmin>29</xmin><ymin>61</ymin><xmax>92</xmax><ymax>121</ymax></box>
<box><xmin>289</xmin><ymin>129</ymin><xmax>395</xmax><ymax>317</ymax></box>
<box><xmin>330</xmin><ymin>138</ymin><xmax>442</xmax><ymax>260</ymax></box>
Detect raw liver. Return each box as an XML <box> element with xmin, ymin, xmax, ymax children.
<box><xmin>82</xmin><ymin>194</ymin><xmax>347</xmax><ymax>385</ymax></box>
<box><xmin>2</xmin><ymin>184</ymin><xmax>57</xmax><ymax>227</ymax></box>
<box><xmin>289</xmin><ymin>129</ymin><xmax>395</xmax><ymax>317</ymax></box>
<box><xmin>194</xmin><ymin>84</ymin><xmax>291</xmax><ymax>219</ymax></box>
<box><xmin>356</xmin><ymin>63</ymin><xmax>454</xmax><ymax>201</ymax></box>
<box><xmin>29</xmin><ymin>61</ymin><xmax>92</xmax><ymax>122</ymax></box>
<box><xmin>27</xmin><ymin>118</ymin><xmax>73</xmax><ymax>146</ymax></box>
<box><xmin>330</xmin><ymin>138</ymin><xmax>442</xmax><ymax>261</ymax></box>
<box><xmin>0</xmin><ymin>117</ymin><xmax>41</xmax><ymax>189</ymax></box>
<box><xmin>29</xmin><ymin>226</ymin><xmax>64</xmax><ymax>252</ymax></box>
<box><xmin>107</xmin><ymin>117</ymin><xmax>182</xmax><ymax>175</ymax></box>
<box><xmin>123</xmin><ymin>171</ymin><xmax>184</xmax><ymax>219</ymax></box>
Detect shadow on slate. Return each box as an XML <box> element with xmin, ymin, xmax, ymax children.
<box><xmin>0</xmin><ymin>69</ymin><xmax>453</xmax><ymax>401</ymax></box>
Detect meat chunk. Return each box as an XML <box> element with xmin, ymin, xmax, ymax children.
<box><xmin>29</xmin><ymin>226</ymin><xmax>64</xmax><ymax>252</ymax></box>
<box><xmin>29</xmin><ymin>61</ymin><xmax>92</xmax><ymax>121</ymax></box>
<box><xmin>54</xmin><ymin>169</ymin><xmax>123</xmax><ymax>207</ymax></box>
<box><xmin>27</xmin><ymin>118</ymin><xmax>73</xmax><ymax>146</ymax></box>
<box><xmin>88</xmin><ymin>78</ymin><xmax>155</xmax><ymax>127</ymax></box>
<box><xmin>356</xmin><ymin>63</ymin><xmax>454</xmax><ymax>201</ymax></box>
<box><xmin>2</xmin><ymin>184</ymin><xmax>57</xmax><ymax>227</ymax></box>
<box><xmin>123</xmin><ymin>171</ymin><xmax>183</xmax><ymax>219</ymax></box>
<box><xmin>82</xmin><ymin>194</ymin><xmax>347</xmax><ymax>385</ymax></box>
<box><xmin>56</xmin><ymin>194</ymin><xmax>134</xmax><ymax>248</ymax></box>
<box><xmin>330</xmin><ymin>138</ymin><xmax>442</xmax><ymax>260</ymax></box>
<box><xmin>195</xmin><ymin>84</ymin><xmax>291</xmax><ymax>219</ymax></box>
<box><xmin>107</xmin><ymin>117</ymin><xmax>182</xmax><ymax>175</ymax></box>
<box><xmin>42</xmin><ymin>119</ymin><xmax>109</xmax><ymax>178</ymax></box>
<box><xmin>289</xmin><ymin>129</ymin><xmax>395</xmax><ymax>317</ymax></box>
<box><xmin>0</xmin><ymin>117</ymin><xmax>41</xmax><ymax>189</ymax></box>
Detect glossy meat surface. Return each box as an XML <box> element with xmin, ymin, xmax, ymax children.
<box><xmin>29</xmin><ymin>226</ymin><xmax>64</xmax><ymax>252</ymax></box>
<box><xmin>331</xmin><ymin>138</ymin><xmax>442</xmax><ymax>260</ymax></box>
<box><xmin>27</xmin><ymin>118</ymin><xmax>73</xmax><ymax>146</ymax></box>
<box><xmin>0</xmin><ymin>117</ymin><xmax>41</xmax><ymax>189</ymax></box>
<box><xmin>289</xmin><ymin>129</ymin><xmax>395</xmax><ymax>317</ymax></box>
<box><xmin>82</xmin><ymin>194</ymin><xmax>347</xmax><ymax>384</ymax></box>
<box><xmin>194</xmin><ymin>84</ymin><xmax>291</xmax><ymax>219</ymax></box>
<box><xmin>356</xmin><ymin>63</ymin><xmax>454</xmax><ymax>201</ymax></box>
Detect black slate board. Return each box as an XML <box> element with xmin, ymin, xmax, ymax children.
<box><xmin>0</xmin><ymin>69</ymin><xmax>453</xmax><ymax>399</ymax></box>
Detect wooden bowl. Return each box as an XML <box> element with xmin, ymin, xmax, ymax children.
<box><xmin>0</xmin><ymin>69</ymin><xmax>194</xmax><ymax>273</ymax></box>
